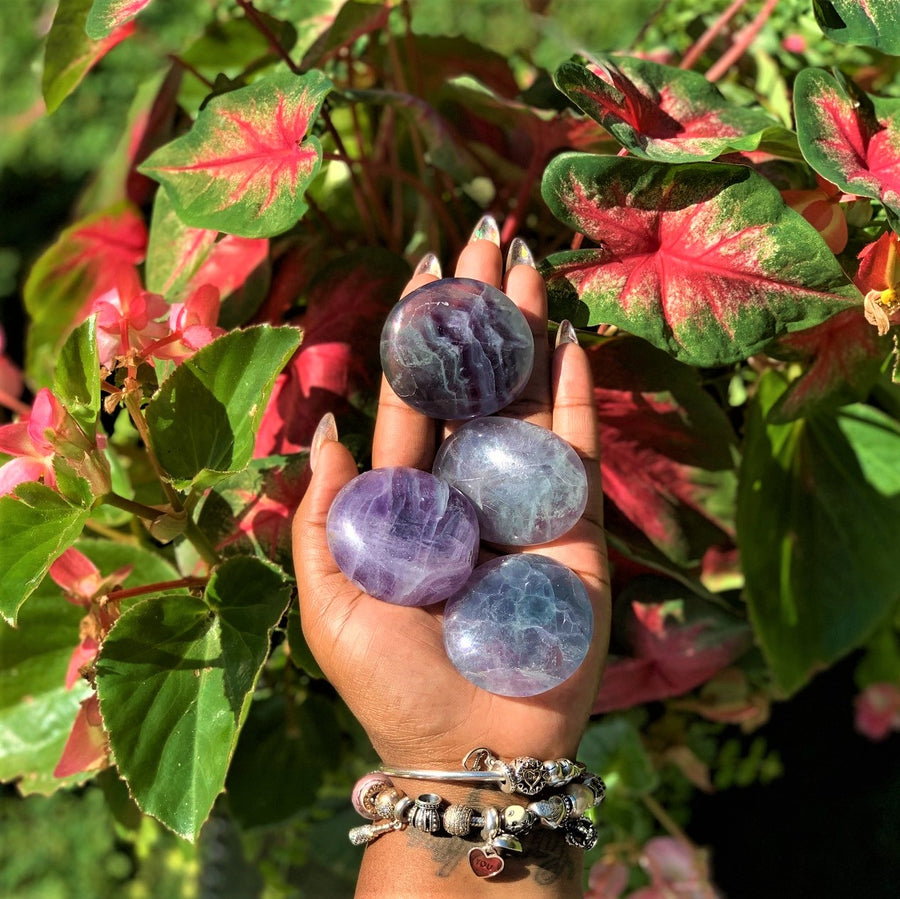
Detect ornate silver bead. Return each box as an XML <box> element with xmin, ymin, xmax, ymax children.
<box><xmin>443</xmin><ymin>804</ymin><xmax>475</xmax><ymax>836</ymax></box>
<box><xmin>528</xmin><ymin>794</ymin><xmax>567</xmax><ymax>828</ymax></box>
<box><xmin>501</xmin><ymin>804</ymin><xmax>535</xmax><ymax>834</ymax></box>
<box><xmin>582</xmin><ymin>774</ymin><xmax>607</xmax><ymax>806</ymax></box>
<box><xmin>511</xmin><ymin>756</ymin><xmax>545</xmax><ymax>795</ymax></box>
<box><xmin>564</xmin><ymin>816</ymin><xmax>598</xmax><ymax>851</ymax></box>
<box><xmin>373</xmin><ymin>788</ymin><xmax>401</xmax><ymax>820</ymax></box>
<box><xmin>409</xmin><ymin>794</ymin><xmax>443</xmax><ymax>833</ymax></box>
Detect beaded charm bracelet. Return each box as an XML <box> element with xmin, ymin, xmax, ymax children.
<box><xmin>349</xmin><ymin>748</ymin><xmax>606</xmax><ymax>879</ymax></box>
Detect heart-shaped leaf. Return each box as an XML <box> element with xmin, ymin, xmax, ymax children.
<box><xmin>813</xmin><ymin>0</ymin><xmax>900</xmax><ymax>54</ymax></box>
<box><xmin>145</xmin><ymin>325</ymin><xmax>301</xmax><ymax>490</ymax></box>
<box><xmin>739</xmin><ymin>372</ymin><xmax>900</xmax><ymax>695</ymax></box>
<box><xmin>96</xmin><ymin>556</ymin><xmax>292</xmax><ymax>840</ymax></box>
<box><xmin>555</xmin><ymin>57</ymin><xmax>788</xmax><ymax>163</ymax></box>
<box><xmin>794</xmin><ymin>68</ymin><xmax>900</xmax><ymax>220</ymax></box>
<box><xmin>140</xmin><ymin>70</ymin><xmax>332</xmax><ymax>238</ymax></box>
<box><xmin>541</xmin><ymin>153</ymin><xmax>860</xmax><ymax>366</ymax></box>
<box><xmin>85</xmin><ymin>0</ymin><xmax>152</xmax><ymax>39</ymax></box>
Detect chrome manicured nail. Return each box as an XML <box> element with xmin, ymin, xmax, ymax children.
<box><xmin>506</xmin><ymin>236</ymin><xmax>535</xmax><ymax>270</ymax></box>
<box><xmin>555</xmin><ymin>319</ymin><xmax>579</xmax><ymax>348</ymax></box>
<box><xmin>469</xmin><ymin>214</ymin><xmax>501</xmax><ymax>245</ymax></box>
<box><xmin>310</xmin><ymin>412</ymin><xmax>338</xmax><ymax>472</ymax></box>
<box><xmin>413</xmin><ymin>252</ymin><xmax>442</xmax><ymax>278</ymax></box>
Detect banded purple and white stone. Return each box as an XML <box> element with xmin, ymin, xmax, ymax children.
<box><xmin>380</xmin><ymin>277</ymin><xmax>534</xmax><ymax>420</ymax></box>
<box><xmin>443</xmin><ymin>554</ymin><xmax>593</xmax><ymax>697</ymax></box>
<box><xmin>433</xmin><ymin>417</ymin><xmax>588</xmax><ymax>546</ymax></box>
<box><xmin>326</xmin><ymin>467</ymin><xmax>480</xmax><ymax>606</ymax></box>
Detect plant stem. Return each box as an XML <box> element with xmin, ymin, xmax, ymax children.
<box><xmin>705</xmin><ymin>0</ymin><xmax>779</xmax><ymax>83</ymax></box>
<box><xmin>104</xmin><ymin>492</ymin><xmax>170</xmax><ymax>521</ymax></box>
<box><xmin>185</xmin><ymin>517</ymin><xmax>222</xmax><ymax>568</ymax></box>
<box><xmin>236</xmin><ymin>0</ymin><xmax>301</xmax><ymax>74</ymax></box>
<box><xmin>641</xmin><ymin>793</ymin><xmax>697</xmax><ymax>848</ymax></box>
<box><xmin>107</xmin><ymin>576</ymin><xmax>209</xmax><ymax>603</ymax></box>
<box><xmin>168</xmin><ymin>53</ymin><xmax>215</xmax><ymax>89</ymax></box>
<box><xmin>501</xmin><ymin>153</ymin><xmax>543</xmax><ymax>245</ymax></box>
<box><xmin>84</xmin><ymin>519</ymin><xmax>139</xmax><ymax>544</ymax></box>
<box><xmin>123</xmin><ymin>391</ymin><xmax>183</xmax><ymax>513</ymax></box>
<box><xmin>680</xmin><ymin>0</ymin><xmax>749</xmax><ymax>70</ymax></box>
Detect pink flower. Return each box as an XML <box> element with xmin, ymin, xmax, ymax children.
<box><xmin>0</xmin><ymin>388</ymin><xmax>65</xmax><ymax>495</ymax></box>
<box><xmin>149</xmin><ymin>283</ymin><xmax>225</xmax><ymax>362</ymax></box>
<box><xmin>781</xmin><ymin>176</ymin><xmax>848</xmax><ymax>255</ymax></box>
<box><xmin>585</xmin><ymin>859</ymin><xmax>630</xmax><ymax>898</ymax></box>
<box><xmin>90</xmin><ymin>268</ymin><xmax>169</xmax><ymax>367</ymax></box>
<box><xmin>637</xmin><ymin>838</ymin><xmax>719</xmax><ymax>899</ymax></box>
<box><xmin>54</xmin><ymin>693</ymin><xmax>108</xmax><ymax>778</ymax></box>
<box><xmin>854</xmin><ymin>683</ymin><xmax>900</xmax><ymax>741</ymax></box>
<box><xmin>857</xmin><ymin>232</ymin><xmax>900</xmax><ymax>336</ymax></box>
<box><xmin>781</xmin><ymin>34</ymin><xmax>807</xmax><ymax>54</ymax></box>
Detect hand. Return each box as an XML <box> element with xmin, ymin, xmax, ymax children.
<box><xmin>292</xmin><ymin>232</ymin><xmax>611</xmax><ymax>771</ymax></box>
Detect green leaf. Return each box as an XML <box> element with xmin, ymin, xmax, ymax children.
<box><xmin>0</xmin><ymin>588</ymin><xmax>91</xmax><ymax>794</ymax></box>
<box><xmin>140</xmin><ymin>70</ymin><xmax>332</xmax><ymax>238</ymax></box>
<box><xmin>85</xmin><ymin>0</ymin><xmax>151</xmax><ymax>40</ymax></box>
<box><xmin>0</xmin><ymin>485</ymin><xmax>90</xmax><ymax>625</ymax></box>
<box><xmin>53</xmin><ymin>316</ymin><xmax>101</xmax><ymax>432</ymax></box>
<box><xmin>738</xmin><ymin>372</ymin><xmax>900</xmax><ymax>695</ymax></box>
<box><xmin>813</xmin><ymin>0</ymin><xmax>900</xmax><ymax>54</ymax></box>
<box><xmin>96</xmin><ymin>556</ymin><xmax>292</xmax><ymax>840</ymax></box>
<box><xmin>144</xmin><ymin>325</ymin><xmax>301</xmax><ymax>490</ymax></box>
<box><xmin>540</xmin><ymin>154</ymin><xmax>860</xmax><ymax>367</ymax></box>
<box><xmin>578</xmin><ymin>715</ymin><xmax>658</xmax><ymax>797</ymax></box>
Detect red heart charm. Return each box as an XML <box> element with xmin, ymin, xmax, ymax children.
<box><xmin>468</xmin><ymin>847</ymin><xmax>504</xmax><ymax>878</ymax></box>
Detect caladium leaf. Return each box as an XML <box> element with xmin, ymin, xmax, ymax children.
<box><xmin>140</xmin><ymin>70</ymin><xmax>332</xmax><ymax>238</ymax></box>
<box><xmin>541</xmin><ymin>154</ymin><xmax>861</xmax><ymax>366</ymax></box>
<box><xmin>794</xmin><ymin>68</ymin><xmax>900</xmax><ymax>220</ymax></box>
<box><xmin>43</xmin><ymin>0</ymin><xmax>136</xmax><ymax>114</ymax></box>
<box><xmin>813</xmin><ymin>0</ymin><xmax>900</xmax><ymax>54</ymax></box>
<box><xmin>591</xmin><ymin>338</ymin><xmax>738</xmax><ymax>567</ymax></box>
<box><xmin>85</xmin><ymin>0</ymin><xmax>153</xmax><ymax>39</ymax></box>
<box><xmin>96</xmin><ymin>556</ymin><xmax>292</xmax><ymax>840</ymax></box>
<box><xmin>24</xmin><ymin>203</ymin><xmax>147</xmax><ymax>385</ymax></box>
<box><xmin>739</xmin><ymin>372</ymin><xmax>900</xmax><ymax>695</ymax></box>
<box><xmin>554</xmin><ymin>57</ymin><xmax>789</xmax><ymax>163</ymax></box>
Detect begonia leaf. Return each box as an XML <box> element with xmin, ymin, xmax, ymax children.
<box><xmin>53</xmin><ymin>316</ymin><xmax>101</xmax><ymax>433</ymax></box>
<box><xmin>540</xmin><ymin>154</ymin><xmax>860</xmax><ymax>366</ymax></box>
<box><xmin>578</xmin><ymin>715</ymin><xmax>658</xmax><ymax>797</ymax></box>
<box><xmin>0</xmin><ymin>589</ymin><xmax>91</xmax><ymax>794</ymax></box>
<box><xmin>145</xmin><ymin>325</ymin><xmax>301</xmax><ymax>489</ymax></box>
<box><xmin>0</xmin><ymin>484</ymin><xmax>90</xmax><ymax>625</ymax></box>
<box><xmin>738</xmin><ymin>372</ymin><xmax>900</xmax><ymax>695</ymax></box>
<box><xmin>85</xmin><ymin>0</ymin><xmax>152</xmax><ymax>39</ymax></box>
<box><xmin>794</xmin><ymin>68</ymin><xmax>900</xmax><ymax>220</ymax></box>
<box><xmin>42</xmin><ymin>0</ymin><xmax>136</xmax><ymax>114</ymax></box>
<box><xmin>24</xmin><ymin>203</ymin><xmax>147</xmax><ymax>385</ymax></box>
<box><xmin>766</xmin><ymin>309</ymin><xmax>890</xmax><ymax>423</ymax></box>
<box><xmin>140</xmin><ymin>70</ymin><xmax>332</xmax><ymax>238</ymax></box>
<box><xmin>591</xmin><ymin>338</ymin><xmax>738</xmax><ymax>567</ymax></box>
<box><xmin>554</xmin><ymin>57</ymin><xmax>788</xmax><ymax>163</ymax></box>
<box><xmin>96</xmin><ymin>556</ymin><xmax>291</xmax><ymax>840</ymax></box>
<box><xmin>813</xmin><ymin>0</ymin><xmax>900</xmax><ymax>54</ymax></box>
<box><xmin>255</xmin><ymin>248</ymin><xmax>408</xmax><ymax>456</ymax></box>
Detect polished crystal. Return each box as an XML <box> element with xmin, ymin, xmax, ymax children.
<box><xmin>443</xmin><ymin>554</ymin><xmax>593</xmax><ymax>697</ymax></box>
<box><xmin>326</xmin><ymin>467</ymin><xmax>480</xmax><ymax>606</ymax></box>
<box><xmin>380</xmin><ymin>277</ymin><xmax>534</xmax><ymax>420</ymax></box>
<box><xmin>433</xmin><ymin>417</ymin><xmax>588</xmax><ymax>545</ymax></box>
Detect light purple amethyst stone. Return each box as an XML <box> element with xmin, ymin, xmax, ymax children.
<box><xmin>326</xmin><ymin>467</ymin><xmax>480</xmax><ymax>606</ymax></box>
<box><xmin>443</xmin><ymin>554</ymin><xmax>593</xmax><ymax>697</ymax></box>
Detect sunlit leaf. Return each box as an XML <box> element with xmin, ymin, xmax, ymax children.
<box><xmin>53</xmin><ymin>316</ymin><xmax>101</xmax><ymax>433</ymax></box>
<box><xmin>85</xmin><ymin>0</ymin><xmax>153</xmax><ymax>39</ymax></box>
<box><xmin>555</xmin><ymin>56</ymin><xmax>787</xmax><ymax>163</ymax></box>
<box><xmin>140</xmin><ymin>70</ymin><xmax>332</xmax><ymax>238</ymax></box>
<box><xmin>541</xmin><ymin>154</ymin><xmax>860</xmax><ymax>366</ymax></box>
<box><xmin>813</xmin><ymin>0</ymin><xmax>900</xmax><ymax>54</ymax></box>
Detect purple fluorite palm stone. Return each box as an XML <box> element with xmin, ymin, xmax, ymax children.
<box><xmin>380</xmin><ymin>277</ymin><xmax>534</xmax><ymax>420</ymax></box>
<box><xmin>433</xmin><ymin>417</ymin><xmax>588</xmax><ymax>546</ymax></box>
<box><xmin>327</xmin><ymin>467</ymin><xmax>480</xmax><ymax>607</ymax></box>
<box><xmin>443</xmin><ymin>554</ymin><xmax>593</xmax><ymax>697</ymax></box>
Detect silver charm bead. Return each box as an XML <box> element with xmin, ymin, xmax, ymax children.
<box><xmin>491</xmin><ymin>760</ymin><xmax>517</xmax><ymax>794</ymax></box>
<box><xmin>348</xmin><ymin>819</ymin><xmax>400</xmax><ymax>846</ymax></box>
<box><xmin>443</xmin><ymin>804</ymin><xmax>475</xmax><ymax>836</ymax></box>
<box><xmin>409</xmin><ymin>794</ymin><xmax>443</xmax><ymax>833</ymax></box>
<box><xmin>480</xmin><ymin>806</ymin><xmax>501</xmax><ymax>842</ymax></box>
<box><xmin>564</xmin><ymin>816</ymin><xmax>598</xmax><ymax>851</ymax></box>
<box><xmin>511</xmin><ymin>756</ymin><xmax>545</xmax><ymax>795</ymax></box>
<box><xmin>560</xmin><ymin>792</ymin><xmax>579</xmax><ymax>819</ymax></box>
<box><xmin>491</xmin><ymin>833</ymin><xmax>524</xmax><ymax>854</ymax></box>
<box><xmin>542</xmin><ymin>760</ymin><xmax>562</xmax><ymax>783</ymax></box>
<box><xmin>582</xmin><ymin>774</ymin><xmax>607</xmax><ymax>806</ymax></box>
<box><xmin>564</xmin><ymin>783</ymin><xmax>594</xmax><ymax>816</ymax></box>
<box><xmin>528</xmin><ymin>795</ymin><xmax>568</xmax><ymax>828</ymax></box>
<box><xmin>501</xmin><ymin>804</ymin><xmax>535</xmax><ymax>833</ymax></box>
<box><xmin>393</xmin><ymin>795</ymin><xmax>415</xmax><ymax>824</ymax></box>
<box><xmin>374</xmin><ymin>787</ymin><xmax>401</xmax><ymax>820</ymax></box>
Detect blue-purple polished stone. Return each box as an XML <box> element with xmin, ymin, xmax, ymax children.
<box><xmin>433</xmin><ymin>417</ymin><xmax>588</xmax><ymax>546</ymax></box>
<box><xmin>326</xmin><ymin>467</ymin><xmax>480</xmax><ymax>607</ymax></box>
<box><xmin>443</xmin><ymin>554</ymin><xmax>593</xmax><ymax>697</ymax></box>
<box><xmin>380</xmin><ymin>277</ymin><xmax>534</xmax><ymax>420</ymax></box>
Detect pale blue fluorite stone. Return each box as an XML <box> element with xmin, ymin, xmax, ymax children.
<box><xmin>443</xmin><ymin>554</ymin><xmax>593</xmax><ymax>697</ymax></box>
<box><xmin>433</xmin><ymin>417</ymin><xmax>588</xmax><ymax>546</ymax></box>
<box><xmin>326</xmin><ymin>467</ymin><xmax>480</xmax><ymax>607</ymax></box>
<box><xmin>380</xmin><ymin>278</ymin><xmax>534</xmax><ymax>420</ymax></box>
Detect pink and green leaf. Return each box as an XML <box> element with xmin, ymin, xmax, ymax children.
<box><xmin>794</xmin><ymin>68</ymin><xmax>900</xmax><ymax>219</ymax></box>
<box><xmin>554</xmin><ymin>56</ymin><xmax>790</xmax><ymax>163</ymax></box>
<box><xmin>540</xmin><ymin>154</ymin><xmax>861</xmax><ymax>366</ymax></box>
<box><xmin>813</xmin><ymin>0</ymin><xmax>900</xmax><ymax>54</ymax></box>
<box><xmin>42</xmin><ymin>0</ymin><xmax>136</xmax><ymax>114</ymax></box>
<box><xmin>140</xmin><ymin>70</ymin><xmax>332</xmax><ymax>238</ymax></box>
<box><xmin>85</xmin><ymin>0</ymin><xmax>152</xmax><ymax>39</ymax></box>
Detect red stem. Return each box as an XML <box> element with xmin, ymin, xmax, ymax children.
<box><xmin>235</xmin><ymin>0</ymin><xmax>301</xmax><ymax>74</ymax></box>
<box><xmin>501</xmin><ymin>154</ymin><xmax>543</xmax><ymax>246</ymax></box>
<box><xmin>107</xmin><ymin>576</ymin><xmax>209</xmax><ymax>603</ymax></box>
<box><xmin>705</xmin><ymin>0</ymin><xmax>779</xmax><ymax>83</ymax></box>
<box><xmin>679</xmin><ymin>0</ymin><xmax>749</xmax><ymax>70</ymax></box>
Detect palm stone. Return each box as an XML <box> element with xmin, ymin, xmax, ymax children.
<box><xmin>327</xmin><ymin>467</ymin><xmax>480</xmax><ymax>606</ymax></box>
<box><xmin>443</xmin><ymin>554</ymin><xmax>593</xmax><ymax>697</ymax></box>
<box><xmin>433</xmin><ymin>417</ymin><xmax>588</xmax><ymax>545</ymax></box>
<box><xmin>380</xmin><ymin>277</ymin><xmax>534</xmax><ymax>420</ymax></box>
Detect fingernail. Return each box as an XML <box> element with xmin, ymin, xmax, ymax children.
<box><xmin>506</xmin><ymin>236</ymin><xmax>535</xmax><ymax>270</ymax></box>
<box><xmin>413</xmin><ymin>252</ymin><xmax>442</xmax><ymax>278</ymax></box>
<box><xmin>469</xmin><ymin>214</ymin><xmax>500</xmax><ymax>245</ymax></box>
<box><xmin>310</xmin><ymin>412</ymin><xmax>338</xmax><ymax>472</ymax></box>
<box><xmin>555</xmin><ymin>319</ymin><xmax>579</xmax><ymax>348</ymax></box>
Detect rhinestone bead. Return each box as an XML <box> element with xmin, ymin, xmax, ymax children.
<box><xmin>443</xmin><ymin>804</ymin><xmax>475</xmax><ymax>836</ymax></box>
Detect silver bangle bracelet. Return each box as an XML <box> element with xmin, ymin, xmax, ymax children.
<box><xmin>377</xmin><ymin>765</ymin><xmax>504</xmax><ymax>785</ymax></box>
